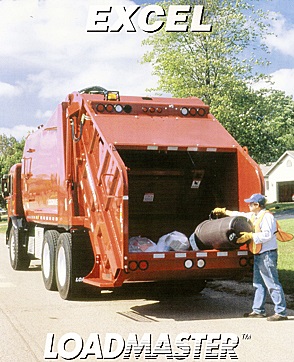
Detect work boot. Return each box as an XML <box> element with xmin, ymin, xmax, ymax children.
<box><xmin>267</xmin><ymin>314</ymin><xmax>288</xmax><ymax>321</ymax></box>
<box><xmin>243</xmin><ymin>312</ymin><xmax>266</xmax><ymax>318</ymax></box>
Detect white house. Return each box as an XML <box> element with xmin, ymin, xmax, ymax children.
<box><xmin>260</xmin><ymin>151</ymin><xmax>294</xmax><ymax>203</ymax></box>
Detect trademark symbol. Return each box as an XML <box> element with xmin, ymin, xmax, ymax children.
<box><xmin>242</xmin><ymin>334</ymin><xmax>251</xmax><ymax>340</ymax></box>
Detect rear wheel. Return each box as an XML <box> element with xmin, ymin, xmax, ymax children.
<box><xmin>56</xmin><ymin>233</ymin><xmax>73</xmax><ymax>300</ymax></box>
<box><xmin>42</xmin><ymin>230</ymin><xmax>59</xmax><ymax>291</ymax></box>
<box><xmin>8</xmin><ymin>227</ymin><xmax>30</xmax><ymax>270</ymax></box>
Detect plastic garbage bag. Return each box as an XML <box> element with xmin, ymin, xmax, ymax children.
<box><xmin>157</xmin><ymin>231</ymin><xmax>190</xmax><ymax>252</ymax></box>
<box><xmin>128</xmin><ymin>236</ymin><xmax>157</xmax><ymax>253</ymax></box>
<box><xmin>189</xmin><ymin>232</ymin><xmax>200</xmax><ymax>251</ymax></box>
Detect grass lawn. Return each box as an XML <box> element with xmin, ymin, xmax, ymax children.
<box><xmin>276</xmin><ymin>219</ymin><xmax>294</xmax><ymax>297</ymax></box>
<box><xmin>0</xmin><ymin>221</ymin><xmax>7</xmax><ymax>234</ymax></box>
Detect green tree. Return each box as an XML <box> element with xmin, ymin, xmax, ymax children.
<box><xmin>142</xmin><ymin>0</ymin><xmax>294</xmax><ymax>163</ymax></box>
<box><xmin>0</xmin><ymin>134</ymin><xmax>25</xmax><ymax>207</ymax></box>
<box><xmin>255</xmin><ymin>89</ymin><xmax>294</xmax><ymax>155</ymax></box>
<box><xmin>142</xmin><ymin>0</ymin><xmax>271</xmax><ymax>102</ymax></box>
<box><xmin>207</xmin><ymin>86</ymin><xmax>294</xmax><ymax>163</ymax></box>
<box><xmin>0</xmin><ymin>134</ymin><xmax>24</xmax><ymax>177</ymax></box>
<box><xmin>209</xmin><ymin>82</ymin><xmax>282</xmax><ymax>163</ymax></box>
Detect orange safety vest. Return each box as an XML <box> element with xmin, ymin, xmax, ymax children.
<box><xmin>248</xmin><ymin>210</ymin><xmax>293</xmax><ymax>254</ymax></box>
<box><xmin>248</xmin><ymin>211</ymin><xmax>266</xmax><ymax>254</ymax></box>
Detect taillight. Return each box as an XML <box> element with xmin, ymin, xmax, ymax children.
<box><xmin>106</xmin><ymin>104</ymin><xmax>114</xmax><ymax>112</ymax></box>
<box><xmin>95</xmin><ymin>103</ymin><xmax>132</xmax><ymax>114</ymax></box>
<box><xmin>180</xmin><ymin>107</ymin><xmax>207</xmax><ymax>117</ymax></box>
<box><xmin>96</xmin><ymin>104</ymin><xmax>105</xmax><ymax>112</ymax></box>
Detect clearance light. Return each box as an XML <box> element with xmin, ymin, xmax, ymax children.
<box><xmin>142</xmin><ymin>107</ymin><xmax>163</xmax><ymax>113</ymax></box>
<box><xmin>106</xmin><ymin>91</ymin><xmax>120</xmax><ymax>101</ymax></box>
<box><xmin>197</xmin><ymin>259</ymin><xmax>206</xmax><ymax>268</ymax></box>
<box><xmin>181</xmin><ymin>107</ymin><xmax>189</xmax><ymax>116</ymax></box>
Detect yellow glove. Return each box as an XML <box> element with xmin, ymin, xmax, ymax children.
<box><xmin>212</xmin><ymin>207</ymin><xmax>226</xmax><ymax>216</ymax></box>
<box><xmin>236</xmin><ymin>232</ymin><xmax>253</xmax><ymax>244</ymax></box>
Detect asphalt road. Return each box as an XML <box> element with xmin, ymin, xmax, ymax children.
<box><xmin>0</xmin><ymin>233</ymin><xmax>293</xmax><ymax>362</ymax></box>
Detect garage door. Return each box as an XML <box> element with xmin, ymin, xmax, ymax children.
<box><xmin>278</xmin><ymin>181</ymin><xmax>294</xmax><ymax>202</ymax></box>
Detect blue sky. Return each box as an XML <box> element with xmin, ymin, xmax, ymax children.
<box><xmin>0</xmin><ymin>0</ymin><xmax>293</xmax><ymax>139</ymax></box>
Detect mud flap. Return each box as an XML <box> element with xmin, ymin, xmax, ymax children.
<box><xmin>71</xmin><ymin>230</ymin><xmax>96</xmax><ymax>295</ymax></box>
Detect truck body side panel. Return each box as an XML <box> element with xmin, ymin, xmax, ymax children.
<box><xmin>237</xmin><ymin>147</ymin><xmax>265</xmax><ymax>211</ymax></box>
<box><xmin>22</xmin><ymin>106</ymin><xmax>66</xmax><ymax>224</ymax></box>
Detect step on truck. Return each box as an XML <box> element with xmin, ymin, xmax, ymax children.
<box><xmin>1</xmin><ymin>86</ymin><xmax>264</xmax><ymax>299</ymax></box>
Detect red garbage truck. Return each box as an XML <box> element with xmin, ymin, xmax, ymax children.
<box><xmin>2</xmin><ymin>87</ymin><xmax>264</xmax><ymax>299</ymax></box>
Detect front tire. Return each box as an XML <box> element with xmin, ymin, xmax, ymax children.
<box><xmin>8</xmin><ymin>227</ymin><xmax>30</xmax><ymax>270</ymax></box>
<box><xmin>42</xmin><ymin>230</ymin><xmax>59</xmax><ymax>291</ymax></box>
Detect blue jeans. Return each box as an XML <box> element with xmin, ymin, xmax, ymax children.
<box><xmin>252</xmin><ymin>250</ymin><xmax>287</xmax><ymax>316</ymax></box>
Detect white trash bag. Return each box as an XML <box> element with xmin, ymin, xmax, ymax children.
<box><xmin>157</xmin><ymin>231</ymin><xmax>190</xmax><ymax>252</ymax></box>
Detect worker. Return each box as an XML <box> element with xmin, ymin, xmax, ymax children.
<box><xmin>213</xmin><ymin>193</ymin><xmax>288</xmax><ymax>321</ymax></box>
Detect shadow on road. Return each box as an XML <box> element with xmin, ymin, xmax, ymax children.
<box><xmin>72</xmin><ymin>282</ymin><xmax>253</xmax><ymax>321</ymax></box>
<box><xmin>73</xmin><ymin>280</ymin><xmax>294</xmax><ymax>322</ymax></box>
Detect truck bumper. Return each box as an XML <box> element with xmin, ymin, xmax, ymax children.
<box><xmin>83</xmin><ymin>249</ymin><xmax>253</xmax><ymax>288</ymax></box>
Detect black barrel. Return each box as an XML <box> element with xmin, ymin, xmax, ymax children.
<box><xmin>194</xmin><ymin>216</ymin><xmax>253</xmax><ymax>250</ymax></box>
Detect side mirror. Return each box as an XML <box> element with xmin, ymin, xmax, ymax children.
<box><xmin>1</xmin><ymin>175</ymin><xmax>10</xmax><ymax>198</ymax></box>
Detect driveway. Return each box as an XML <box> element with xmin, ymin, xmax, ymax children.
<box><xmin>273</xmin><ymin>207</ymin><xmax>294</xmax><ymax>220</ymax></box>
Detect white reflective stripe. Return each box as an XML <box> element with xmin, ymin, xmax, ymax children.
<box><xmin>147</xmin><ymin>145</ymin><xmax>158</xmax><ymax>150</ymax></box>
<box><xmin>196</xmin><ymin>252</ymin><xmax>207</xmax><ymax>257</ymax></box>
<box><xmin>207</xmin><ymin>147</ymin><xmax>217</xmax><ymax>152</ymax></box>
<box><xmin>167</xmin><ymin>146</ymin><xmax>178</xmax><ymax>151</ymax></box>
<box><xmin>238</xmin><ymin>251</ymin><xmax>248</xmax><ymax>256</ymax></box>
<box><xmin>187</xmin><ymin>147</ymin><xmax>198</xmax><ymax>151</ymax></box>
<box><xmin>175</xmin><ymin>253</ymin><xmax>186</xmax><ymax>258</ymax></box>
<box><xmin>153</xmin><ymin>253</ymin><xmax>165</xmax><ymax>259</ymax></box>
<box><xmin>217</xmin><ymin>252</ymin><xmax>228</xmax><ymax>257</ymax></box>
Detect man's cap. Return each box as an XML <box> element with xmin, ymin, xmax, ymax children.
<box><xmin>244</xmin><ymin>193</ymin><xmax>266</xmax><ymax>206</ymax></box>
